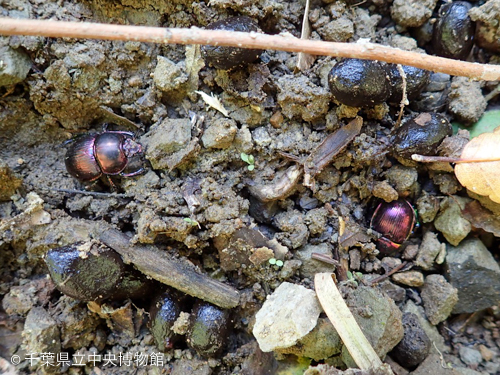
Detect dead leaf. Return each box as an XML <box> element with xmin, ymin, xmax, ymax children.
<box><xmin>461</xmin><ymin>200</ymin><xmax>500</xmax><ymax>237</ymax></box>
<box><xmin>296</xmin><ymin>0</ymin><xmax>315</xmax><ymax>71</ymax></box>
<box><xmin>185</xmin><ymin>45</ymin><xmax>204</xmax><ymax>93</ymax></box>
<box><xmin>455</xmin><ymin>126</ymin><xmax>500</xmax><ymax>203</ymax></box>
<box><xmin>195</xmin><ymin>90</ymin><xmax>229</xmax><ymax>117</ymax></box>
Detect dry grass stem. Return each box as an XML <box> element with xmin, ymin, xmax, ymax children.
<box><xmin>314</xmin><ymin>273</ymin><xmax>385</xmax><ymax>371</ymax></box>
<box><xmin>0</xmin><ymin>17</ymin><xmax>499</xmax><ymax>81</ymax></box>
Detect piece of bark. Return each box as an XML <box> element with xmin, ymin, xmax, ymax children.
<box><xmin>304</xmin><ymin>117</ymin><xmax>363</xmax><ymax>188</ymax></box>
<box><xmin>99</xmin><ymin>229</ymin><xmax>240</xmax><ymax>309</ymax></box>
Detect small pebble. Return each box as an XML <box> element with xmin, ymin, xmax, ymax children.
<box><xmin>478</xmin><ymin>344</ymin><xmax>495</xmax><ymax>362</ymax></box>
<box><xmin>392</xmin><ymin>271</ymin><xmax>424</xmax><ymax>287</ymax></box>
<box><xmin>421</xmin><ymin>274</ymin><xmax>458</xmax><ymax>325</ymax></box>
<box><xmin>459</xmin><ymin>346</ymin><xmax>482</xmax><ymax>366</ymax></box>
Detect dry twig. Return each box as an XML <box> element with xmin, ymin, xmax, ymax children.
<box><xmin>0</xmin><ymin>18</ymin><xmax>499</xmax><ymax>80</ymax></box>
<box><xmin>100</xmin><ymin>228</ymin><xmax>240</xmax><ymax>309</ymax></box>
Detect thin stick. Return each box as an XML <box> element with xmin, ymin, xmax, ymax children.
<box><xmin>368</xmin><ymin>261</ymin><xmax>408</xmax><ymax>285</ymax></box>
<box><xmin>50</xmin><ymin>188</ymin><xmax>131</xmax><ymax>198</ymax></box>
<box><xmin>99</xmin><ymin>228</ymin><xmax>240</xmax><ymax>309</ymax></box>
<box><xmin>311</xmin><ymin>252</ymin><xmax>340</xmax><ymax>267</ymax></box>
<box><xmin>395</xmin><ymin>64</ymin><xmax>408</xmax><ymax>127</ymax></box>
<box><xmin>412</xmin><ymin>154</ymin><xmax>500</xmax><ymax>163</ymax></box>
<box><xmin>0</xmin><ymin>18</ymin><xmax>499</xmax><ymax>81</ymax></box>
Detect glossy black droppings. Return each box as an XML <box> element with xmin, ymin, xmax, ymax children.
<box><xmin>392</xmin><ymin>112</ymin><xmax>452</xmax><ymax>160</ymax></box>
<box><xmin>148</xmin><ymin>291</ymin><xmax>183</xmax><ymax>351</ymax></box>
<box><xmin>186</xmin><ymin>302</ymin><xmax>231</xmax><ymax>357</ymax></box>
<box><xmin>432</xmin><ymin>2</ymin><xmax>475</xmax><ymax>60</ymax></box>
<box><xmin>45</xmin><ymin>242</ymin><xmax>151</xmax><ymax>302</ymax></box>
<box><xmin>387</xmin><ymin>64</ymin><xmax>431</xmax><ymax>104</ymax></box>
<box><xmin>201</xmin><ymin>16</ymin><xmax>263</xmax><ymax>70</ymax></box>
<box><xmin>328</xmin><ymin>58</ymin><xmax>392</xmax><ymax>107</ymax></box>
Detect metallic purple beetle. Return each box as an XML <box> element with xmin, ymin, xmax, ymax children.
<box><xmin>370</xmin><ymin>199</ymin><xmax>416</xmax><ymax>255</ymax></box>
<box><xmin>65</xmin><ymin>131</ymin><xmax>145</xmax><ymax>186</ymax></box>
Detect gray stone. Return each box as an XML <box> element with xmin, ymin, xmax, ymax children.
<box><xmin>276</xmin><ymin>318</ymin><xmax>342</xmax><ymax>361</ymax></box>
<box><xmin>201</xmin><ymin>118</ymin><xmax>237</xmax><ymax>149</ymax></box>
<box><xmin>0</xmin><ymin>46</ymin><xmax>32</xmax><ymax>87</ymax></box>
<box><xmin>341</xmin><ymin>285</ymin><xmax>404</xmax><ymax>362</ymax></box>
<box><xmin>23</xmin><ymin>307</ymin><xmax>61</xmax><ymax>357</ymax></box>
<box><xmin>434</xmin><ymin>197</ymin><xmax>471</xmax><ymax>246</ymax></box>
<box><xmin>445</xmin><ymin>238</ymin><xmax>500</xmax><ymax>314</ymax></box>
<box><xmin>276</xmin><ymin>75</ymin><xmax>331</xmax><ymax>122</ymax></box>
<box><xmin>458</xmin><ymin>346</ymin><xmax>482</xmax><ymax>366</ymax></box>
<box><xmin>391</xmin><ymin>0</ymin><xmax>438</xmax><ymax>28</ymax></box>
<box><xmin>143</xmin><ymin>118</ymin><xmax>192</xmax><ymax>169</ymax></box>
<box><xmin>0</xmin><ymin>160</ymin><xmax>22</xmax><ymax>201</ymax></box>
<box><xmin>252</xmin><ymin>126</ymin><xmax>272</xmax><ymax>147</ymax></box>
<box><xmin>421</xmin><ymin>274</ymin><xmax>458</xmax><ymax>325</ymax></box>
<box><xmin>454</xmin><ymin>369</ymin><xmax>487</xmax><ymax>375</ymax></box>
<box><xmin>391</xmin><ymin>313</ymin><xmax>431</xmax><ymax>368</ymax></box>
<box><xmin>253</xmin><ymin>282</ymin><xmax>322</xmax><ymax>352</ymax></box>
<box><xmin>295</xmin><ymin>243</ymin><xmax>334</xmax><ymax>279</ymax></box>
<box><xmin>448</xmin><ymin>77</ymin><xmax>487</xmax><ymax>125</ymax></box>
<box><xmin>171</xmin><ymin>358</ymin><xmax>211</xmax><ymax>375</ymax></box>
<box><xmin>403</xmin><ymin>301</ymin><xmax>449</xmax><ymax>354</ymax></box>
<box><xmin>411</xmin><ymin>354</ymin><xmax>462</xmax><ymax>375</ymax></box>
<box><xmin>416</xmin><ymin>194</ymin><xmax>440</xmax><ymax>224</ymax></box>
<box><xmin>377</xmin><ymin>280</ymin><xmax>406</xmax><ymax>303</ymax></box>
<box><xmin>153</xmin><ymin>56</ymin><xmax>188</xmax><ymax>93</ymax></box>
<box><xmin>317</xmin><ymin>18</ymin><xmax>354</xmax><ymax>42</ymax></box>
<box><xmin>416</xmin><ymin>232</ymin><xmax>445</xmax><ymax>270</ymax></box>
<box><xmin>386</xmin><ymin>165</ymin><xmax>418</xmax><ymax>195</ymax></box>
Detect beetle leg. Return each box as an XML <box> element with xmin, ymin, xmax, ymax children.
<box><xmin>120</xmin><ymin>167</ymin><xmax>145</xmax><ymax>178</ymax></box>
<box><xmin>104</xmin><ymin>130</ymin><xmax>136</xmax><ymax>138</ymax></box>
<box><xmin>106</xmin><ymin>175</ymin><xmax>118</xmax><ymax>191</ymax></box>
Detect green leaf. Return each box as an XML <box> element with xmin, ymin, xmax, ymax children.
<box><xmin>276</xmin><ymin>260</ymin><xmax>284</xmax><ymax>267</ymax></box>
<box><xmin>453</xmin><ymin>110</ymin><xmax>500</xmax><ymax>138</ymax></box>
<box><xmin>269</xmin><ymin>258</ymin><xmax>277</xmax><ymax>265</ymax></box>
<box><xmin>248</xmin><ymin>154</ymin><xmax>254</xmax><ymax>164</ymax></box>
<box><xmin>247</xmin><ymin>164</ymin><xmax>255</xmax><ymax>171</ymax></box>
<box><xmin>240</xmin><ymin>152</ymin><xmax>249</xmax><ymax>163</ymax></box>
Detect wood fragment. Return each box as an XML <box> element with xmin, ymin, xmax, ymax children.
<box><xmin>99</xmin><ymin>229</ymin><xmax>240</xmax><ymax>309</ymax></box>
<box><xmin>98</xmin><ymin>106</ymin><xmax>141</xmax><ymax>130</ymax></box>
<box><xmin>304</xmin><ymin>117</ymin><xmax>363</xmax><ymax>188</ymax></box>
<box><xmin>314</xmin><ymin>273</ymin><xmax>385</xmax><ymax>371</ymax></box>
<box><xmin>1</xmin><ymin>18</ymin><xmax>500</xmax><ymax>81</ymax></box>
<box><xmin>368</xmin><ymin>261</ymin><xmax>409</xmax><ymax>285</ymax></box>
<box><xmin>248</xmin><ymin>163</ymin><xmax>302</xmax><ymax>202</ymax></box>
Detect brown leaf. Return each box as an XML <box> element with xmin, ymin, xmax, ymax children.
<box><xmin>461</xmin><ymin>200</ymin><xmax>500</xmax><ymax>237</ymax></box>
<box><xmin>455</xmin><ymin>126</ymin><xmax>500</xmax><ymax>203</ymax></box>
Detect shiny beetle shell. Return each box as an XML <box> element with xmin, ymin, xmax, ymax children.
<box><xmin>370</xmin><ymin>200</ymin><xmax>416</xmax><ymax>255</ymax></box>
<box><xmin>65</xmin><ymin>131</ymin><xmax>144</xmax><ymax>183</ymax></box>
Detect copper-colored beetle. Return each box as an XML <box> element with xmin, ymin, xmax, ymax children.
<box><xmin>370</xmin><ymin>199</ymin><xmax>416</xmax><ymax>255</ymax></box>
<box><xmin>65</xmin><ymin>131</ymin><xmax>144</xmax><ymax>186</ymax></box>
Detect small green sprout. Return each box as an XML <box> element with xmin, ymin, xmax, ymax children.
<box><xmin>269</xmin><ymin>258</ymin><xmax>284</xmax><ymax>267</ymax></box>
<box><xmin>240</xmin><ymin>152</ymin><xmax>255</xmax><ymax>171</ymax></box>
<box><xmin>346</xmin><ymin>270</ymin><xmax>362</xmax><ymax>286</ymax></box>
<box><xmin>184</xmin><ymin>217</ymin><xmax>199</xmax><ymax>227</ymax></box>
